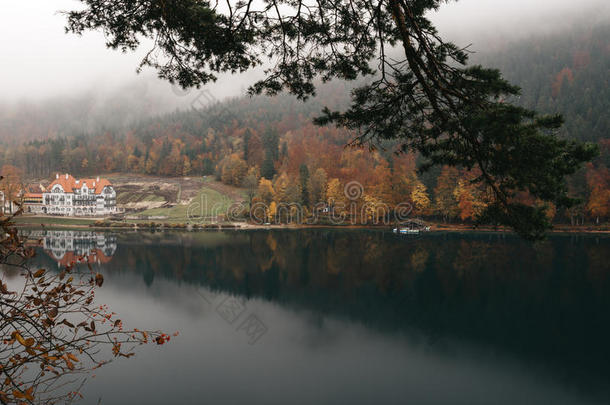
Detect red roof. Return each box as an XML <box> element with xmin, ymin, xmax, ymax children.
<box><xmin>49</xmin><ymin>174</ymin><xmax>77</xmax><ymax>192</ymax></box>
<box><xmin>45</xmin><ymin>249</ymin><xmax>113</xmax><ymax>266</ymax></box>
<box><xmin>79</xmin><ymin>178</ymin><xmax>112</xmax><ymax>194</ymax></box>
<box><xmin>48</xmin><ymin>174</ymin><xmax>112</xmax><ymax>195</ymax></box>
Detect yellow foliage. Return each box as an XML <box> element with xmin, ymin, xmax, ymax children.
<box><xmin>410</xmin><ymin>178</ymin><xmax>431</xmax><ymax>216</ymax></box>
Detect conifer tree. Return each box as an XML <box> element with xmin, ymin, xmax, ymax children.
<box><xmin>299</xmin><ymin>164</ymin><xmax>310</xmax><ymax>207</ymax></box>
<box><xmin>261</xmin><ymin>152</ymin><xmax>276</xmax><ymax>180</ymax></box>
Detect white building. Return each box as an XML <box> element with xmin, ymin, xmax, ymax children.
<box><xmin>2</xmin><ymin>184</ymin><xmax>45</xmax><ymax>215</ymax></box>
<box><xmin>0</xmin><ymin>191</ymin><xmax>18</xmax><ymax>215</ymax></box>
<box><xmin>42</xmin><ymin>173</ymin><xmax>117</xmax><ymax>217</ymax></box>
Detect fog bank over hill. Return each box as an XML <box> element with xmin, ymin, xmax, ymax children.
<box><xmin>433</xmin><ymin>0</ymin><xmax>610</xmax><ymax>49</ymax></box>
<box><xmin>0</xmin><ymin>0</ymin><xmax>608</xmax><ymax>143</ymax></box>
<box><xmin>1</xmin><ymin>0</ymin><xmax>607</xmax><ymax>103</ymax></box>
<box><xmin>0</xmin><ymin>71</ymin><xmax>264</xmax><ymax>143</ymax></box>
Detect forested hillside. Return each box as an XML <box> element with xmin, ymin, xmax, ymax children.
<box><xmin>1</xmin><ymin>23</ymin><xmax>608</xmax><ymax>225</ymax></box>
<box><xmin>475</xmin><ymin>24</ymin><xmax>609</xmax><ymax>144</ymax></box>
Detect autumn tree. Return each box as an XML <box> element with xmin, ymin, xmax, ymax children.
<box><xmin>370</xmin><ymin>160</ymin><xmax>393</xmax><ymax>206</ymax></box>
<box><xmin>257</xmin><ymin>178</ymin><xmax>275</xmax><ymax>206</ymax></box>
<box><xmin>453</xmin><ymin>180</ymin><xmax>476</xmax><ymax>222</ymax></box>
<box><xmin>268</xmin><ymin>201</ymin><xmax>278</xmax><ymax>223</ymax></box>
<box><xmin>543</xmin><ymin>201</ymin><xmax>557</xmax><ymax>223</ymax></box>
<box><xmin>362</xmin><ymin>193</ymin><xmax>386</xmax><ymax>224</ymax></box>
<box><xmin>243</xmin><ymin>167</ymin><xmax>260</xmax><ymax>208</ymax></box>
<box><xmin>586</xmin><ymin>164</ymin><xmax>610</xmax><ymax>224</ymax></box>
<box><xmin>410</xmin><ymin>176</ymin><xmax>431</xmax><ymax>217</ymax></box>
<box><xmin>270</xmin><ymin>173</ymin><xmax>302</xmax><ymax>222</ymax></box>
<box><xmin>434</xmin><ymin>166</ymin><xmax>459</xmax><ymax>222</ymax></box>
<box><xmin>219</xmin><ymin>154</ymin><xmax>248</xmax><ymax>186</ymax></box>
<box><xmin>0</xmin><ymin>165</ymin><xmax>24</xmax><ymax>214</ymax></box>
<box><xmin>273</xmin><ymin>173</ymin><xmax>290</xmax><ymax>205</ymax></box>
<box><xmin>244</xmin><ymin>130</ymin><xmax>264</xmax><ymax>167</ymax></box>
<box><xmin>452</xmin><ymin>175</ymin><xmax>490</xmax><ymax>222</ymax></box>
<box><xmin>308</xmin><ymin>168</ymin><xmax>328</xmax><ymax>207</ymax></box>
<box><xmin>127</xmin><ymin>153</ymin><xmax>141</xmax><ymax>172</ymax></box>
<box><xmin>587</xmin><ymin>188</ymin><xmax>610</xmax><ymax>224</ymax></box>
<box><xmin>552</xmin><ymin>67</ymin><xmax>575</xmax><ymax>98</ymax></box>
<box><xmin>327</xmin><ymin>178</ymin><xmax>345</xmax><ymax>215</ymax></box>
<box><xmin>389</xmin><ymin>158</ymin><xmax>415</xmax><ymax>208</ymax></box>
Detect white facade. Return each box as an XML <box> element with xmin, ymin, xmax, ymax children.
<box><xmin>42</xmin><ymin>174</ymin><xmax>117</xmax><ymax>217</ymax></box>
<box><xmin>40</xmin><ymin>230</ymin><xmax>117</xmax><ymax>264</ymax></box>
<box><xmin>23</xmin><ymin>229</ymin><xmax>117</xmax><ymax>267</ymax></box>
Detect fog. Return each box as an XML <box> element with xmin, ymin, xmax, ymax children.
<box><xmin>434</xmin><ymin>0</ymin><xmax>610</xmax><ymax>52</ymax></box>
<box><xmin>0</xmin><ymin>0</ymin><xmax>608</xmax><ymax>103</ymax></box>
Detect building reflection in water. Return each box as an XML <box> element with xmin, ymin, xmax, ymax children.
<box><xmin>27</xmin><ymin>230</ymin><xmax>117</xmax><ymax>267</ymax></box>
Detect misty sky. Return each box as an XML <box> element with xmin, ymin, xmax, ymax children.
<box><xmin>1</xmin><ymin>0</ymin><xmax>608</xmax><ymax>102</ymax></box>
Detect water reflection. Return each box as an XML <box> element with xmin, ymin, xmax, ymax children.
<box><xmin>25</xmin><ymin>229</ymin><xmax>116</xmax><ymax>266</ymax></box>
<box><xmin>24</xmin><ymin>229</ymin><xmax>610</xmax><ymax>404</ymax></box>
<box><xmin>3</xmin><ymin>230</ymin><xmax>160</xmax><ymax>405</ymax></box>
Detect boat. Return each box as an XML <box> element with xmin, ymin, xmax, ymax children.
<box><xmin>393</xmin><ymin>228</ymin><xmax>420</xmax><ymax>234</ymax></box>
<box><xmin>392</xmin><ymin>219</ymin><xmax>431</xmax><ymax>235</ymax></box>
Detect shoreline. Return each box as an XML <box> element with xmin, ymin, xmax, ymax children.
<box><xmin>12</xmin><ymin>217</ymin><xmax>610</xmax><ymax>235</ymax></box>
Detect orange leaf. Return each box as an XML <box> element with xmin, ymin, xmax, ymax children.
<box><xmin>14</xmin><ymin>332</ymin><xmax>34</xmax><ymax>347</ymax></box>
<box><xmin>66</xmin><ymin>353</ymin><xmax>80</xmax><ymax>363</ymax></box>
<box><xmin>95</xmin><ymin>273</ymin><xmax>104</xmax><ymax>287</ymax></box>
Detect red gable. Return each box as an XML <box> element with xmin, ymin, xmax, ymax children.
<box><xmin>48</xmin><ymin>174</ymin><xmax>112</xmax><ymax>195</ymax></box>
<box><xmin>48</xmin><ymin>174</ymin><xmax>77</xmax><ymax>192</ymax></box>
<box><xmin>45</xmin><ymin>249</ymin><xmax>113</xmax><ymax>266</ymax></box>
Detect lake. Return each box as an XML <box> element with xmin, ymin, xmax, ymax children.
<box><xmin>22</xmin><ymin>229</ymin><xmax>610</xmax><ymax>404</ymax></box>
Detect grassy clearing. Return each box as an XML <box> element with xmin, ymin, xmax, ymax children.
<box><xmin>117</xmin><ymin>188</ymin><xmax>177</xmax><ymax>204</ymax></box>
<box><xmin>14</xmin><ymin>216</ymin><xmax>97</xmax><ymax>226</ymax></box>
<box><xmin>135</xmin><ymin>185</ymin><xmax>235</xmax><ymax>223</ymax></box>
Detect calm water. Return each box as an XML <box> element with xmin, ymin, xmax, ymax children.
<box><xmin>23</xmin><ymin>229</ymin><xmax>610</xmax><ymax>404</ymax></box>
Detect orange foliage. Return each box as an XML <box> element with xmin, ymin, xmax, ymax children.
<box><xmin>551</xmin><ymin>67</ymin><xmax>574</xmax><ymax>98</ymax></box>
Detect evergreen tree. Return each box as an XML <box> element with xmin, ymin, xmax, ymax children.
<box><xmin>308</xmin><ymin>168</ymin><xmax>328</xmax><ymax>207</ymax></box>
<box><xmin>299</xmin><ymin>164</ymin><xmax>310</xmax><ymax>207</ymax></box>
<box><xmin>243</xmin><ymin>129</ymin><xmax>252</xmax><ymax>162</ymax></box>
<box><xmin>262</xmin><ymin>128</ymin><xmax>279</xmax><ymax>161</ymax></box>
<box><xmin>261</xmin><ymin>152</ymin><xmax>276</xmax><ymax>180</ymax></box>
<box><xmin>243</xmin><ymin>167</ymin><xmax>260</xmax><ymax>208</ymax></box>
